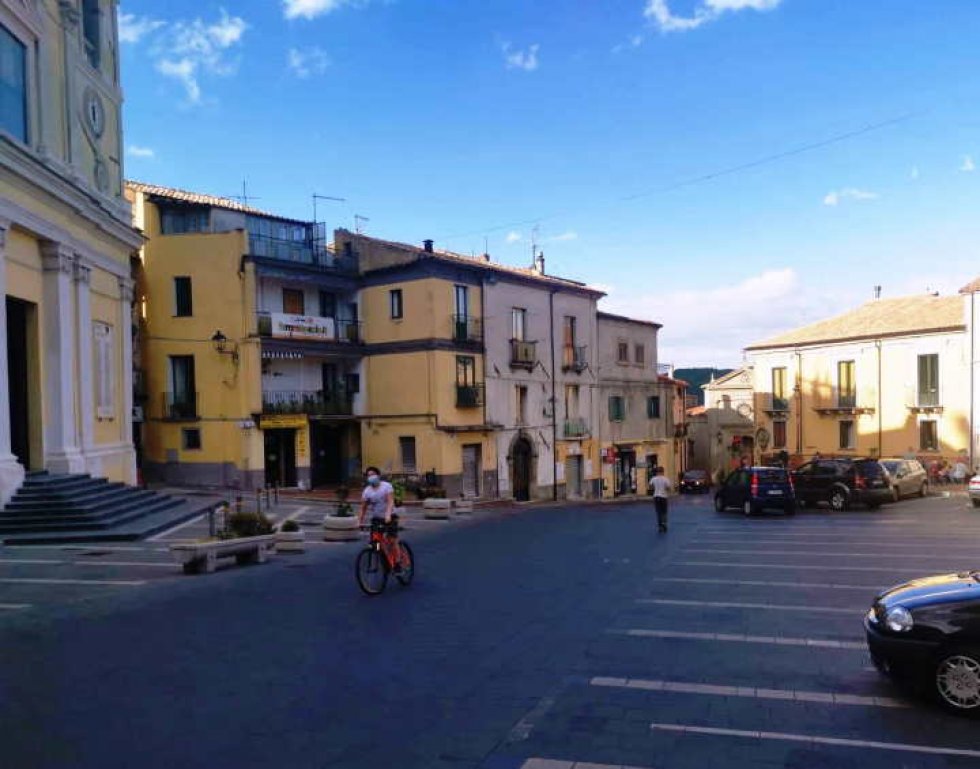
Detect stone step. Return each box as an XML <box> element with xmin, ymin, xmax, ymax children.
<box><xmin>4</xmin><ymin>486</ymin><xmax>153</xmax><ymax>515</ymax></box>
<box><xmin>0</xmin><ymin>497</ymin><xmax>183</xmax><ymax>533</ymax></box>
<box><xmin>0</xmin><ymin>492</ymin><xmax>174</xmax><ymax>526</ymax></box>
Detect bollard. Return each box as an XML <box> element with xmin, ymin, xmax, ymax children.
<box><xmin>274</xmin><ymin>483</ymin><xmax>280</xmax><ymax>504</ymax></box>
<box><xmin>256</xmin><ymin>487</ymin><xmax>262</xmax><ymax>515</ymax></box>
<box><xmin>208</xmin><ymin>505</ymin><xmax>216</xmax><ymax>538</ymax></box>
<box><xmin>265</xmin><ymin>486</ymin><xmax>271</xmax><ymax>508</ymax></box>
<box><xmin>235</xmin><ymin>495</ymin><xmax>243</xmax><ymax>514</ymax></box>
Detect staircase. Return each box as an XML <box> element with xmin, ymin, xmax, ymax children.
<box><xmin>0</xmin><ymin>471</ymin><xmax>204</xmax><ymax>544</ymax></box>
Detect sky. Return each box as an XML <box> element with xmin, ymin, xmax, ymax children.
<box><xmin>118</xmin><ymin>0</ymin><xmax>980</xmax><ymax>367</ymax></box>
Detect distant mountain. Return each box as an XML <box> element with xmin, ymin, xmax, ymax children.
<box><xmin>673</xmin><ymin>368</ymin><xmax>734</xmax><ymax>406</ymax></box>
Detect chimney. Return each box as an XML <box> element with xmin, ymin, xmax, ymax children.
<box><xmin>873</xmin><ymin>285</ymin><xmax>881</xmax><ymax>300</ymax></box>
<box><xmin>423</xmin><ymin>239</ymin><xmax>434</xmax><ymax>253</ymax></box>
<box><xmin>481</xmin><ymin>252</ymin><xmax>491</xmax><ymax>262</ymax></box>
<box><xmin>533</xmin><ymin>251</ymin><xmax>545</xmax><ymax>275</ymax></box>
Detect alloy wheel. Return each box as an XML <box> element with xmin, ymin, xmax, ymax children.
<box><xmin>714</xmin><ymin>495</ymin><xmax>724</xmax><ymax>512</ymax></box>
<box><xmin>743</xmin><ymin>501</ymin><xmax>753</xmax><ymax>516</ymax></box>
<box><xmin>829</xmin><ymin>490</ymin><xmax>847</xmax><ymax>511</ymax></box>
<box><xmin>936</xmin><ymin>653</ymin><xmax>980</xmax><ymax>711</ymax></box>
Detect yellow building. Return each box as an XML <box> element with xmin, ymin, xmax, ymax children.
<box><xmin>129</xmin><ymin>183</ymin><xmax>363</xmax><ymax>489</ymax></box>
<box><xmin>0</xmin><ymin>1</ymin><xmax>141</xmax><ymax>505</ymax></box>
<box><xmin>745</xmin><ymin>294</ymin><xmax>974</xmax><ymax>467</ymax></box>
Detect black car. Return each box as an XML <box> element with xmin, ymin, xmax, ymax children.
<box><xmin>865</xmin><ymin>571</ymin><xmax>980</xmax><ymax>715</ymax></box>
<box><xmin>679</xmin><ymin>470</ymin><xmax>710</xmax><ymax>494</ymax></box>
<box><xmin>714</xmin><ymin>466</ymin><xmax>795</xmax><ymax>516</ymax></box>
<box><xmin>792</xmin><ymin>458</ymin><xmax>893</xmax><ymax>511</ymax></box>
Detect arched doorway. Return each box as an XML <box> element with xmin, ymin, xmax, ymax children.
<box><xmin>512</xmin><ymin>437</ymin><xmax>533</xmax><ymax>501</ymax></box>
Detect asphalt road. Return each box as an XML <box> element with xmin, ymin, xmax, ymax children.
<box><xmin>2</xmin><ymin>492</ymin><xmax>979</xmax><ymax>769</ymax></box>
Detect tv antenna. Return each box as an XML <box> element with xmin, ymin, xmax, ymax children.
<box><xmin>530</xmin><ymin>224</ymin><xmax>540</xmax><ymax>266</ymax></box>
<box><xmin>228</xmin><ymin>177</ymin><xmax>261</xmax><ymax>208</ymax></box>
<box><xmin>312</xmin><ymin>193</ymin><xmax>346</xmax><ymax>225</ymax></box>
<box><xmin>354</xmin><ymin>214</ymin><xmax>370</xmax><ymax>234</ymax></box>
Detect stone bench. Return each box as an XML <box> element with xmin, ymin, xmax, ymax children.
<box><xmin>170</xmin><ymin>535</ymin><xmax>276</xmax><ymax>574</ymax></box>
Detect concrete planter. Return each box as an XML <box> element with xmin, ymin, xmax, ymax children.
<box><xmin>423</xmin><ymin>498</ymin><xmax>452</xmax><ymax>520</ymax></box>
<box><xmin>275</xmin><ymin>530</ymin><xmax>305</xmax><ymax>553</ymax></box>
<box><xmin>454</xmin><ymin>500</ymin><xmax>474</xmax><ymax>515</ymax></box>
<box><xmin>393</xmin><ymin>506</ymin><xmax>406</xmax><ymax>517</ymax></box>
<box><xmin>323</xmin><ymin>515</ymin><xmax>360</xmax><ymax>541</ymax></box>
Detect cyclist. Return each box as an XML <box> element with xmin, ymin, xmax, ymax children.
<box><xmin>358</xmin><ymin>467</ymin><xmax>407</xmax><ymax>571</ymax></box>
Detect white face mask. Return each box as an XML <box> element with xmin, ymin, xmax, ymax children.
<box><xmin>367</xmin><ymin>475</ymin><xmax>380</xmax><ymax>486</ymax></box>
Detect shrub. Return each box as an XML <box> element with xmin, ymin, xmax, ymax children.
<box><xmin>280</xmin><ymin>519</ymin><xmax>300</xmax><ymax>533</ymax></box>
<box><xmin>226</xmin><ymin>511</ymin><xmax>274</xmax><ymax>538</ymax></box>
<box><xmin>333</xmin><ymin>501</ymin><xmax>354</xmax><ymax>518</ymax></box>
<box><xmin>392</xmin><ymin>480</ymin><xmax>406</xmax><ymax>507</ymax></box>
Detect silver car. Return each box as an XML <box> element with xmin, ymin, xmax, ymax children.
<box><xmin>880</xmin><ymin>459</ymin><xmax>929</xmax><ymax>500</ymax></box>
<box><xmin>970</xmin><ymin>474</ymin><xmax>980</xmax><ymax>508</ymax></box>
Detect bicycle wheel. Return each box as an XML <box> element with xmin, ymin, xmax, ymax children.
<box><xmin>355</xmin><ymin>547</ymin><xmax>387</xmax><ymax>596</ymax></box>
<box><xmin>395</xmin><ymin>541</ymin><xmax>414</xmax><ymax>586</ymax></box>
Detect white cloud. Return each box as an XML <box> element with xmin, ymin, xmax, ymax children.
<box><xmin>612</xmin><ymin>34</ymin><xmax>645</xmax><ymax>53</ymax></box>
<box><xmin>502</xmin><ymin>43</ymin><xmax>540</xmax><ymax>72</ymax></box>
<box><xmin>287</xmin><ymin>47</ymin><xmax>330</xmax><ymax>78</ymax></box>
<box><xmin>118</xmin><ymin>12</ymin><xmax>166</xmax><ymax>44</ymax></box>
<box><xmin>282</xmin><ymin>0</ymin><xmax>354</xmax><ymax>20</ymax></box>
<box><xmin>909</xmin><ymin>166</ymin><xmax>920</xmax><ymax>181</ymax></box>
<box><xmin>961</xmin><ymin>155</ymin><xmax>975</xmax><ymax>173</ymax></box>
<box><xmin>126</xmin><ymin>145</ymin><xmax>155</xmax><ymax>159</ymax></box>
<box><xmin>505</xmin><ymin>231</ymin><xmax>522</xmax><ymax>244</ymax></box>
<box><xmin>546</xmin><ymin>231</ymin><xmax>578</xmax><ymax>242</ymax></box>
<box><xmin>644</xmin><ymin>0</ymin><xmax>781</xmax><ymax>33</ymax></box>
<box><xmin>153</xmin><ymin>10</ymin><xmax>248</xmax><ymax>104</ymax></box>
<box><xmin>823</xmin><ymin>187</ymin><xmax>878</xmax><ymax>206</ymax></box>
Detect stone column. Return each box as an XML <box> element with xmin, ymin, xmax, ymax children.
<box><xmin>41</xmin><ymin>241</ymin><xmax>84</xmax><ymax>474</ymax></box>
<box><xmin>74</xmin><ymin>257</ymin><xmax>94</xmax><ymax>465</ymax></box>
<box><xmin>118</xmin><ymin>276</ymin><xmax>136</xmax><ymax>484</ymax></box>
<box><xmin>0</xmin><ymin>221</ymin><xmax>25</xmax><ymax>504</ymax></box>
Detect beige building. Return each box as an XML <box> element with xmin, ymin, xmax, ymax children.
<box><xmin>0</xmin><ymin>1</ymin><xmax>141</xmax><ymax>505</ymax></box>
<box><xmin>745</xmin><ymin>293</ymin><xmax>977</xmax><ymax>467</ymax></box>
<box><xmin>686</xmin><ymin>367</ymin><xmax>755</xmax><ymax>480</ymax></box>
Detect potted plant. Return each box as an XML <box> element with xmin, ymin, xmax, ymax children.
<box><xmin>275</xmin><ymin>517</ymin><xmax>305</xmax><ymax>553</ymax></box>
<box><xmin>225</xmin><ymin>511</ymin><xmax>274</xmax><ymax>538</ymax></box>
<box><xmin>323</xmin><ymin>485</ymin><xmax>360</xmax><ymax>542</ymax></box>
<box><xmin>392</xmin><ymin>479</ymin><xmax>406</xmax><ymax>515</ymax></box>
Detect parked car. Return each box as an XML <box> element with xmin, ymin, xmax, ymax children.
<box><xmin>792</xmin><ymin>458</ymin><xmax>893</xmax><ymax>511</ymax></box>
<box><xmin>679</xmin><ymin>469</ymin><xmax>710</xmax><ymax>494</ymax></box>
<box><xmin>713</xmin><ymin>467</ymin><xmax>795</xmax><ymax>516</ymax></box>
<box><xmin>865</xmin><ymin>570</ymin><xmax>980</xmax><ymax>715</ymax></box>
<box><xmin>970</xmin><ymin>474</ymin><xmax>980</xmax><ymax>508</ymax></box>
<box><xmin>880</xmin><ymin>458</ymin><xmax>929</xmax><ymax>500</ymax></box>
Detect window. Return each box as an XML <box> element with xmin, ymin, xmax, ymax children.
<box><xmin>512</xmin><ymin>308</ymin><xmax>527</xmax><ymax>341</ymax></box>
<box><xmin>399</xmin><ymin>436</ymin><xmax>417</xmax><ymax>473</ymax></box>
<box><xmin>82</xmin><ymin>0</ymin><xmax>101</xmax><ymax>69</ymax></box>
<box><xmin>282</xmin><ymin>288</ymin><xmax>305</xmax><ymax>315</ymax></box>
<box><xmin>771</xmin><ymin>367</ymin><xmax>788</xmax><ymax>410</ymax></box>
<box><xmin>168</xmin><ymin>355</ymin><xmax>196</xmax><ymax>418</ymax></box>
<box><xmin>837</xmin><ymin>360</ymin><xmax>856</xmax><ymax>407</ymax></box>
<box><xmin>93</xmin><ymin>322</ymin><xmax>114</xmax><ymax>419</ymax></box>
<box><xmin>839</xmin><ymin>420</ymin><xmax>855</xmax><ymax>449</ymax></box>
<box><xmin>160</xmin><ymin>207</ymin><xmax>208</xmax><ymax>235</ymax></box>
<box><xmin>456</xmin><ymin>355</ymin><xmax>476</xmax><ymax>386</ymax></box>
<box><xmin>563</xmin><ymin>316</ymin><xmax>577</xmax><ymax>347</ymax></box>
<box><xmin>609</xmin><ymin>395</ymin><xmax>625</xmax><ymax>422</ymax></box>
<box><xmin>634</xmin><ymin>344</ymin><xmax>645</xmax><ymax>365</ymax></box>
<box><xmin>516</xmin><ymin>386</ymin><xmax>528</xmax><ymax>425</ymax></box>
<box><xmin>182</xmin><ymin>428</ymin><xmax>202</xmax><ymax>451</ymax></box>
<box><xmin>617</xmin><ymin>341</ymin><xmax>629</xmax><ymax>363</ymax></box>
<box><xmin>773</xmin><ymin>420</ymin><xmax>787</xmax><ymax>449</ymax></box>
<box><xmin>345</xmin><ymin>373</ymin><xmax>360</xmax><ymax>394</ymax></box>
<box><xmin>565</xmin><ymin>384</ymin><xmax>580</xmax><ymax>418</ymax></box>
<box><xmin>454</xmin><ymin>284</ymin><xmax>469</xmax><ymax>317</ymax></box>
<box><xmin>919</xmin><ymin>420</ymin><xmax>939</xmax><ymax>451</ymax></box>
<box><xmin>318</xmin><ymin>290</ymin><xmax>336</xmax><ymax>318</ymax></box>
<box><xmin>647</xmin><ymin>395</ymin><xmax>661</xmax><ymax>419</ymax></box>
<box><xmin>0</xmin><ymin>24</ymin><xmax>26</xmax><ymax>142</ymax></box>
<box><xmin>389</xmin><ymin>289</ymin><xmax>403</xmax><ymax>319</ymax></box>
<box><xmin>918</xmin><ymin>354</ymin><xmax>939</xmax><ymax>407</ymax></box>
<box><xmin>173</xmin><ymin>277</ymin><xmax>192</xmax><ymax>317</ymax></box>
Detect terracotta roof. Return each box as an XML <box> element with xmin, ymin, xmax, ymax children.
<box><xmin>746</xmin><ymin>295</ymin><xmax>965</xmax><ymax>351</ymax></box>
<box><xmin>687</xmin><ymin>405</ymin><xmax>707</xmax><ymax>417</ymax></box>
<box><xmin>598</xmin><ymin>311</ymin><xmax>663</xmax><ymax>328</ymax></box>
<box><xmin>702</xmin><ymin>366</ymin><xmax>751</xmax><ymax>389</ymax></box>
<box><xmin>126</xmin><ymin>180</ymin><xmax>296</xmax><ymax>221</ymax></box>
<box><xmin>961</xmin><ymin>276</ymin><xmax>980</xmax><ymax>294</ymax></box>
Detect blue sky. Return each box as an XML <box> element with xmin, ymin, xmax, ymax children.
<box><xmin>118</xmin><ymin>1</ymin><xmax>980</xmax><ymax>366</ymax></box>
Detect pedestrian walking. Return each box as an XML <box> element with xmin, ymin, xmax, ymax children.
<box><xmin>650</xmin><ymin>465</ymin><xmax>673</xmax><ymax>533</ymax></box>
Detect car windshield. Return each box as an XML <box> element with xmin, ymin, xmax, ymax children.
<box><xmin>683</xmin><ymin>471</ymin><xmax>706</xmax><ymax>480</ymax></box>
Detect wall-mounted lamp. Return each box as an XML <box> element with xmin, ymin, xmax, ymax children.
<box><xmin>211</xmin><ymin>330</ymin><xmax>239</xmax><ymax>364</ymax></box>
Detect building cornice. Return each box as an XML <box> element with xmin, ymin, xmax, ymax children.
<box><xmin>745</xmin><ymin>325</ymin><xmax>967</xmax><ymax>352</ymax></box>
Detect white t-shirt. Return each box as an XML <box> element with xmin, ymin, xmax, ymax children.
<box><xmin>362</xmin><ymin>481</ymin><xmax>394</xmax><ymax>518</ymax></box>
<box><xmin>650</xmin><ymin>476</ymin><xmax>672</xmax><ymax>499</ymax></box>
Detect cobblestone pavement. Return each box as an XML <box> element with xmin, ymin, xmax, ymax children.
<box><xmin>1</xmin><ymin>492</ymin><xmax>978</xmax><ymax>768</ymax></box>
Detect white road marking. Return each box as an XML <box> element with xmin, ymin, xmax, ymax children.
<box><xmin>683</xmin><ymin>547</ymin><xmax>972</xmax><ymax>560</ymax></box>
<box><xmin>521</xmin><ymin>760</ymin><xmax>650</xmax><ymax>769</ymax></box>
<box><xmin>675</xmin><ymin>560</ymin><xmax>929</xmax><ymax>573</ymax></box>
<box><xmin>613</xmin><ymin>628</ymin><xmax>865</xmax><ymax>649</ymax></box>
<box><xmin>0</xmin><ymin>558</ymin><xmax>64</xmax><ymax>565</ymax></box>
<box><xmin>0</xmin><ymin>603</ymin><xmax>31</xmax><ymax>610</ymax></box>
<box><xmin>591</xmin><ymin>677</ymin><xmax>904</xmax><ymax>708</ymax></box>
<box><xmin>697</xmin><ymin>537</ymin><xmax>980</xmax><ymax>548</ymax></box>
<box><xmin>146</xmin><ymin>514</ymin><xmax>205</xmax><ymax>541</ymax></box>
<box><xmin>650</xmin><ymin>577</ymin><xmax>881</xmax><ymax>591</ymax></box>
<box><xmin>636</xmin><ymin>598</ymin><xmax>861</xmax><ymax>615</ymax></box>
<box><xmin>0</xmin><ymin>577</ymin><xmax>146</xmax><ymax>586</ymax></box>
<box><xmin>648</xmin><ymin>723</ymin><xmax>980</xmax><ymax>759</ymax></box>
<box><xmin>72</xmin><ymin>561</ymin><xmax>174</xmax><ymax>569</ymax></box>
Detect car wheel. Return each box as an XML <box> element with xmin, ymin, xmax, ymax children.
<box><xmin>742</xmin><ymin>501</ymin><xmax>754</xmax><ymax>517</ymax></box>
<box><xmin>797</xmin><ymin>497</ymin><xmax>807</xmax><ymax>509</ymax></box>
<box><xmin>714</xmin><ymin>495</ymin><xmax>725</xmax><ymax>513</ymax></box>
<box><xmin>892</xmin><ymin>488</ymin><xmax>900</xmax><ymax>503</ymax></box>
<box><xmin>919</xmin><ymin>483</ymin><xmax>928</xmax><ymax>498</ymax></box>
<box><xmin>829</xmin><ymin>489</ymin><xmax>848</xmax><ymax>512</ymax></box>
<box><xmin>867</xmin><ymin>502</ymin><xmax>881</xmax><ymax>511</ymax></box>
<box><xmin>934</xmin><ymin>647</ymin><xmax>980</xmax><ymax>716</ymax></box>
<box><xmin>784</xmin><ymin>503</ymin><xmax>795</xmax><ymax>516</ymax></box>
<box><xmin>972</xmin><ymin>499</ymin><xmax>980</xmax><ymax>509</ymax></box>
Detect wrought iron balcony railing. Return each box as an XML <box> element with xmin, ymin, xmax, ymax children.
<box><xmin>262</xmin><ymin>389</ymin><xmax>353</xmax><ymax>416</ymax></box>
<box><xmin>162</xmin><ymin>392</ymin><xmax>198</xmax><ymax>420</ymax></box>
<box><xmin>452</xmin><ymin>314</ymin><xmax>483</xmax><ymax>343</ymax></box>
<box><xmin>563</xmin><ymin>418</ymin><xmax>588</xmax><ymax>438</ymax></box>
<box><xmin>510</xmin><ymin>339</ymin><xmax>537</xmax><ymax>370</ymax></box>
<box><xmin>562</xmin><ymin>344</ymin><xmax>588</xmax><ymax>373</ymax></box>
<box><xmin>455</xmin><ymin>384</ymin><xmax>485</xmax><ymax>408</ymax></box>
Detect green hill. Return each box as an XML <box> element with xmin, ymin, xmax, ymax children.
<box><xmin>673</xmin><ymin>368</ymin><xmax>734</xmax><ymax>406</ymax></box>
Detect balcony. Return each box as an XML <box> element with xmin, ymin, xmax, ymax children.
<box><xmin>562</xmin><ymin>344</ymin><xmax>588</xmax><ymax>373</ymax></box>
<box><xmin>837</xmin><ymin>393</ymin><xmax>857</xmax><ymax>409</ymax></box>
<box><xmin>262</xmin><ymin>389</ymin><xmax>352</xmax><ymax>416</ymax></box>
<box><xmin>452</xmin><ymin>314</ymin><xmax>482</xmax><ymax>344</ymax></box>
<box><xmin>257</xmin><ymin>312</ymin><xmax>362</xmax><ymax>344</ymax></box>
<box><xmin>510</xmin><ymin>339</ymin><xmax>537</xmax><ymax>370</ymax></box>
<box><xmin>163</xmin><ymin>392</ymin><xmax>198</xmax><ymax>420</ymax></box>
<box><xmin>456</xmin><ymin>384</ymin><xmax>484</xmax><ymax>408</ymax></box>
<box><xmin>248</xmin><ymin>233</ymin><xmax>316</xmax><ymax>264</ymax></box>
<box><xmin>563</xmin><ymin>418</ymin><xmax>588</xmax><ymax>438</ymax></box>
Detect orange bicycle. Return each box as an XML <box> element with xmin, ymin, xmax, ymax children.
<box><xmin>355</xmin><ymin>515</ymin><xmax>414</xmax><ymax>596</ymax></box>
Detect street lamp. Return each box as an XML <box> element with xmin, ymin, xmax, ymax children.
<box><xmin>211</xmin><ymin>329</ymin><xmax>239</xmax><ymax>364</ymax></box>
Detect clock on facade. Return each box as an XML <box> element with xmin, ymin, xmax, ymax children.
<box><xmin>83</xmin><ymin>88</ymin><xmax>105</xmax><ymax>138</ymax></box>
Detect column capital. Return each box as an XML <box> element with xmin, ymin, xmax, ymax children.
<box><xmin>0</xmin><ymin>217</ymin><xmax>10</xmax><ymax>249</ymax></box>
<box><xmin>58</xmin><ymin>1</ymin><xmax>80</xmax><ymax>28</ymax></box>
<box><xmin>117</xmin><ymin>276</ymin><xmax>135</xmax><ymax>303</ymax></box>
<box><xmin>73</xmin><ymin>257</ymin><xmax>92</xmax><ymax>286</ymax></box>
<box><xmin>40</xmin><ymin>241</ymin><xmax>74</xmax><ymax>275</ymax></box>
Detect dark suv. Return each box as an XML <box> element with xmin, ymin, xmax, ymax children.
<box><xmin>714</xmin><ymin>466</ymin><xmax>796</xmax><ymax>516</ymax></box>
<box><xmin>792</xmin><ymin>458</ymin><xmax>893</xmax><ymax>511</ymax></box>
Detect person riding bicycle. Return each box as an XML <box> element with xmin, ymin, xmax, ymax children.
<box><xmin>358</xmin><ymin>467</ymin><xmax>407</xmax><ymax>571</ymax></box>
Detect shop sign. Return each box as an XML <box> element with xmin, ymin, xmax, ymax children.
<box><xmin>270</xmin><ymin>313</ymin><xmax>335</xmax><ymax>341</ymax></box>
<box><xmin>260</xmin><ymin>414</ymin><xmax>307</xmax><ymax>429</ymax></box>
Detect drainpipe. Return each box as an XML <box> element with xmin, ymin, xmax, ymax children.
<box><xmin>876</xmin><ymin>339</ymin><xmax>883</xmax><ymax>458</ymax></box>
<box><xmin>795</xmin><ymin>349</ymin><xmax>803</xmax><ymax>456</ymax></box>
<box><xmin>549</xmin><ymin>290</ymin><xmax>558</xmax><ymax>501</ymax></box>
<box><xmin>972</xmin><ymin>292</ymin><xmax>976</xmax><ymax>471</ymax></box>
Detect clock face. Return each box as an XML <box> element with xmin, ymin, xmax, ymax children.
<box><xmin>84</xmin><ymin>90</ymin><xmax>105</xmax><ymax>138</ymax></box>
